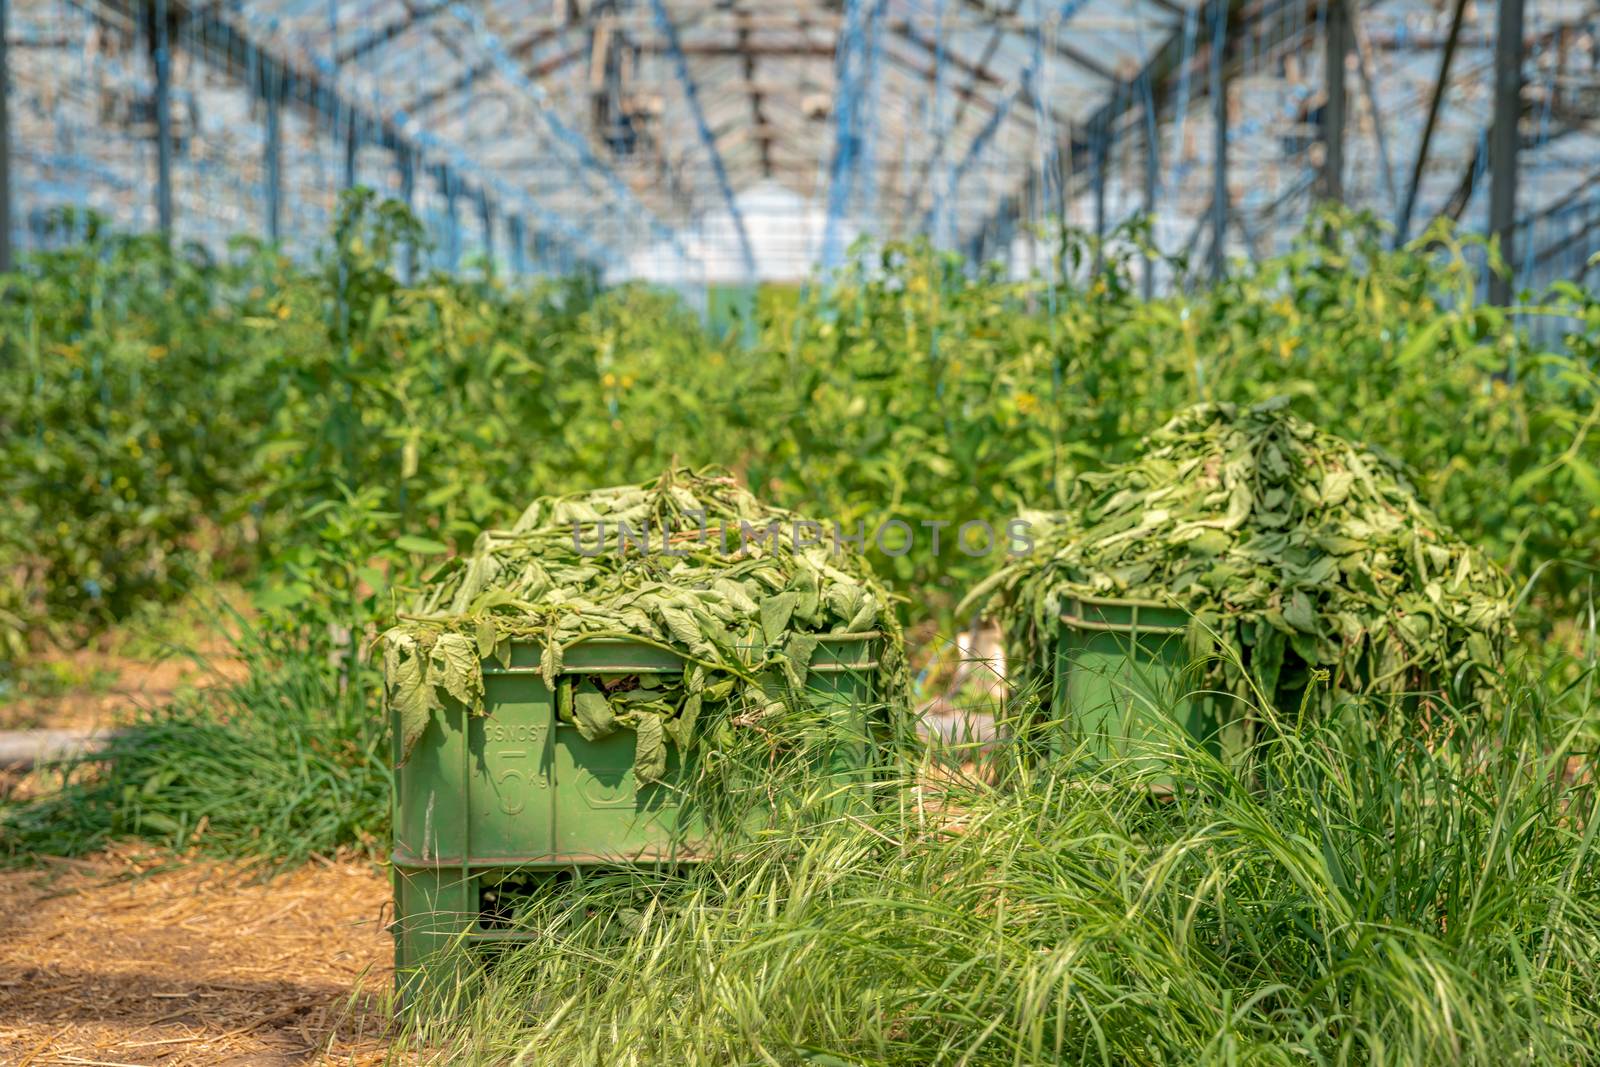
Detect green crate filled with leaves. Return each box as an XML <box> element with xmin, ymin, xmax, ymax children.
<box><xmin>965</xmin><ymin>398</ymin><xmax>1517</xmax><ymax>775</ymax></box>
<box><xmin>381</xmin><ymin>468</ymin><xmax>907</xmax><ymax>1000</ymax></box>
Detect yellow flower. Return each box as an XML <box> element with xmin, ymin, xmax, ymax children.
<box><xmin>602</xmin><ymin>372</ymin><xmax>617</xmax><ymax>388</ymax></box>
<box><xmin>620</xmin><ymin>374</ymin><xmax>635</xmax><ymax>389</ymax></box>
<box><xmin>1015</xmin><ymin>391</ymin><xmax>1040</xmax><ymax>415</ymax></box>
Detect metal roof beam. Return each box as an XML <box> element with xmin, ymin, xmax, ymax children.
<box><xmin>957</xmin><ymin>0</ymin><xmax>1119</xmax><ymax>81</ymax></box>
<box><xmin>736</xmin><ymin>12</ymin><xmax>775</xmax><ymax>178</ymax></box>
<box><xmin>962</xmin><ymin>0</ymin><xmax>1245</xmax><ymax>251</ymax></box>
<box><xmin>903</xmin><ymin>0</ymin><xmax>1027</xmax><ymax>224</ymax></box>
<box><xmin>441</xmin><ymin>3</ymin><xmax>689</xmax><ymax>257</ymax></box>
<box><xmin>397</xmin><ymin>25</ymin><xmax>573</xmax><ymax>119</ymax></box>
<box><xmin>664</xmin><ymin>41</ymin><xmax>837</xmax><ymax>56</ymax></box>
<box><xmin>920</xmin><ymin>0</ymin><xmax>1109</xmax><ymax>231</ymax></box>
<box><xmin>90</xmin><ymin>0</ymin><xmax>616</xmax><ymax>267</ymax></box>
<box><xmin>888</xmin><ymin>24</ymin><xmax>1077</xmax><ymax>130</ymax></box>
<box><xmin>649</xmin><ymin>0</ymin><xmax>757</xmax><ymax>272</ymax></box>
<box><xmin>337</xmin><ymin>0</ymin><xmax>453</xmax><ymax>65</ymax></box>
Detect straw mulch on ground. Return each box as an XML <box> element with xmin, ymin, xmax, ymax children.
<box><xmin>0</xmin><ymin>846</ymin><xmax>392</xmax><ymax>1066</ymax></box>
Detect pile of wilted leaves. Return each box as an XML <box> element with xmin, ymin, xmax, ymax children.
<box><xmin>967</xmin><ymin>398</ymin><xmax>1516</xmax><ymax>714</ymax></box>
<box><xmin>383</xmin><ymin>468</ymin><xmax>906</xmax><ymax>780</ymax></box>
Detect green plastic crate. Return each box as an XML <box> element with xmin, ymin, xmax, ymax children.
<box><xmin>1044</xmin><ymin>595</ymin><xmax>1236</xmax><ymax>778</ymax></box>
<box><xmin>390</xmin><ymin>633</ymin><xmax>881</xmax><ymax>1001</ymax></box>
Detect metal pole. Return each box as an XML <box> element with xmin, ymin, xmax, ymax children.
<box><xmin>1209</xmin><ymin>3</ymin><xmax>1227</xmax><ymax>282</ymax></box>
<box><xmin>152</xmin><ymin>0</ymin><xmax>174</xmax><ymax>238</ymax></box>
<box><xmin>478</xmin><ymin>190</ymin><xmax>493</xmax><ymax>270</ymax></box>
<box><xmin>1321</xmin><ymin>0</ymin><xmax>1347</xmax><ymax>204</ymax></box>
<box><xmin>1094</xmin><ymin>117</ymin><xmax>1107</xmax><ymax>271</ymax></box>
<box><xmin>442</xmin><ymin>170</ymin><xmax>459</xmax><ymax>271</ymax></box>
<box><xmin>1143</xmin><ymin>99</ymin><xmax>1157</xmax><ymax>299</ymax></box>
<box><xmin>0</xmin><ymin>0</ymin><xmax>12</xmax><ymax>272</ymax></box>
<box><xmin>508</xmin><ymin>214</ymin><xmax>526</xmax><ymax>276</ymax></box>
<box><xmin>1347</xmin><ymin>4</ymin><xmax>1397</xmax><ymax>212</ymax></box>
<box><xmin>1092</xmin><ymin>117</ymin><xmax>1108</xmax><ymax>273</ymax></box>
<box><xmin>265</xmin><ymin>71</ymin><xmax>282</xmax><ymax>243</ymax></box>
<box><xmin>344</xmin><ymin>112</ymin><xmax>359</xmax><ymax>190</ymax></box>
<box><xmin>1398</xmin><ymin>0</ymin><xmax>1470</xmax><ymax>243</ymax></box>
<box><xmin>398</xmin><ymin>146</ymin><xmax>415</xmax><ymax>208</ymax></box>
<box><xmin>398</xmin><ymin>147</ymin><xmax>416</xmax><ymax>280</ymax></box>
<box><xmin>1488</xmin><ymin>0</ymin><xmax>1524</xmax><ymax>306</ymax></box>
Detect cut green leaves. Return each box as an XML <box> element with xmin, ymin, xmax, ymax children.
<box><xmin>382</xmin><ymin>468</ymin><xmax>907</xmax><ymax>778</ymax></box>
<box><xmin>970</xmin><ymin>400</ymin><xmax>1517</xmax><ymax>715</ymax></box>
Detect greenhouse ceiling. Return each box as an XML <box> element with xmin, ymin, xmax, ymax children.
<box><xmin>4</xmin><ymin>0</ymin><xmax>1599</xmax><ymax>286</ymax></box>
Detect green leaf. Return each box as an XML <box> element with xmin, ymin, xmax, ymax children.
<box><xmin>137</xmin><ymin>811</ymin><xmax>181</xmax><ymax>835</ymax></box>
<box><xmin>572</xmin><ymin>681</ymin><xmax>617</xmax><ymax>741</ymax></box>
<box><xmin>386</xmin><ymin>636</ymin><xmax>439</xmax><ymax>762</ymax></box>
<box><xmin>540</xmin><ymin>638</ymin><xmax>563</xmax><ymax>689</ymax></box>
<box><xmin>760</xmin><ymin>592</ymin><xmax>798</xmax><ymax>645</ymax></box>
<box><xmin>427</xmin><ymin>632</ymin><xmax>484</xmax><ymax>711</ymax></box>
<box><xmin>475</xmin><ymin>617</ymin><xmax>498</xmax><ymax>661</ymax></box>
<box><xmin>1565</xmin><ymin>455</ymin><xmax>1600</xmax><ymax>505</ymax></box>
<box><xmin>666</xmin><ymin>692</ymin><xmax>702</xmax><ymax>749</ymax></box>
<box><xmin>783</xmin><ymin>632</ymin><xmax>820</xmax><ymax>689</ymax></box>
<box><xmin>397</xmin><ymin>534</ymin><xmax>450</xmax><ymax>555</ymax></box>
<box><xmin>633</xmin><ymin>713</ymin><xmax>667</xmax><ymax>784</ymax></box>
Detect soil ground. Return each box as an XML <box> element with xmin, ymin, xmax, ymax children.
<box><xmin>2</xmin><ymin>614</ymin><xmax>396</xmax><ymax>1066</ymax></box>
<box><xmin>0</xmin><ymin>849</ymin><xmax>394</xmax><ymax>1066</ymax></box>
<box><xmin>0</xmin><ymin>610</ymin><xmax>1003</xmax><ymax>1064</ymax></box>
<box><xmin>0</xmin><ymin>643</ymin><xmax>246</xmax><ymax>734</ymax></box>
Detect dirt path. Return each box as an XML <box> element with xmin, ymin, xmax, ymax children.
<box><xmin>0</xmin><ymin>849</ymin><xmax>394</xmax><ymax>1066</ymax></box>
<box><xmin>0</xmin><ymin>645</ymin><xmax>246</xmax><ymax>734</ymax></box>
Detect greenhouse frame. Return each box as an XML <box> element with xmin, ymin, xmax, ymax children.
<box><xmin>1</xmin><ymin>0</ymin><xmax>1596</xmax><ymax>296</ymax></box>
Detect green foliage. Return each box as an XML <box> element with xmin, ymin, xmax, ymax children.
<box><xmin>0</xmin><ymin>223</ymin><xmax>281</xmax><ymax>651</ymax></box>
<box><xmin>4</xmin><ymin>196</ymin><xmax>1598</xmax><ymax>652</ymax></box>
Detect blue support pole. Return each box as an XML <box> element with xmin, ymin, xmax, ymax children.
<box><xmin>928</xmin><ymin>0</ymin><xmax>951</xmax><ymax>247</ymax></box>
<box><xmin>478</xmin><ymin>189</ymin><xmax>493</xmax><ymax>271</ymax></box>
<box><xmin>265</xmin><ymin>69</ymin><xmax>282</xmax><ymax>243</ymax></box>
<box><xmin>152</xmin><ymin>0</ymin><xmax>175</xmax><ymax>238</ymax></box>
<box><xmin>1488</xmin><ymin>0</ymin><xmax>1523</xmax><ymax>306</ymax></box>
<box><xmin>508</xmin><ymin>214</ymin><xmax>526</xmax><ymax>276</ymax></box>
<box><xmin>442</xmin><ymin>170</ymin><xmax>459</xmax><ymax>271</ymax></box>
<box><xmin>855</xmin><ymin>4</ymin><xmax>886</xmax><ymax>233</ymax></box>
<box><xmin>649</xmin><ymin>0</ymin><xmax>756</xmax><ymax>277</ymax></box>
<box><xmin>1</xmin><ymin>0</ymin><xmax>13</xmax><ymax>271</ymax></box>
<box><xmin>1209</xmin><ymin>0</ymin><xmax>1227</xmax><ymax>281</ymax></box>
<box><xmin>920</xmin><ymin>0</ymin><xmax>1093</xmax><ymax>234</ymax></box>
<box><xmin>821</xmin><ymin>0</ymin><xmax>885</xmax><ymax>269</ymax></box>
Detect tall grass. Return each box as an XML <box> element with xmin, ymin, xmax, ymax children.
<box><xmin>0</xmin><ymin>619</ymin><xmax>389</xmax><ymax>867</ymax></box>
<box><xmin>400</xmin><ymin>670</ymin><xmax>1600</xmax><ymax>1066</ymax></box>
